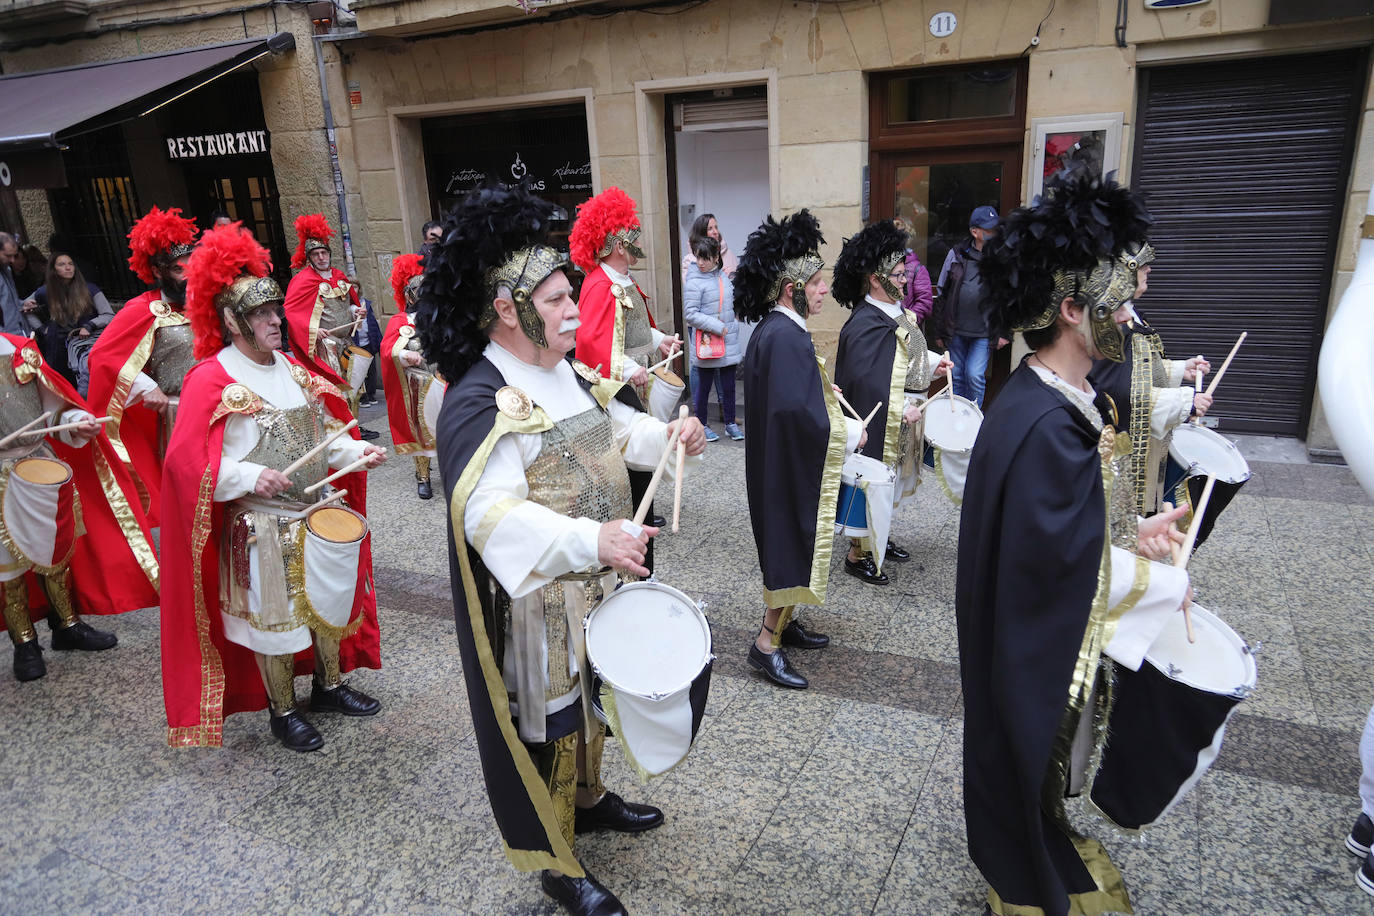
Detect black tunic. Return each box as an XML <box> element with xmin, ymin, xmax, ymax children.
<box><xmin>955</xmin><ymin>364</ymin><xmax>1131</xmax><ymax>916</ymax></box>
<box><xmin>833</xmin><ymin>301</ymin><xmax>899</xmax><ymax>465</ymax></box>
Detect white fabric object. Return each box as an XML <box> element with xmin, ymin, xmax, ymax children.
<box><xmin>221</xmin><ymin>532</ymin><xmax>312</xmax><ymax>656</ymax></box>
<box><xmin>1102</xmin><ymin>546</ymin><xmax>1190</xmax><ymax>671</ymax></box>
<box><xmin>1152</xmin><ymin>384</ymin><xmax>1194</xmax><ymax>440</ymax></box>
<box><xmin>1359</xmin><ymin>703</ymin><xmax>1374</xmax><ymax>819</ymax></box>
<box><xmin>836</xmin><ymin>453</ymin><xmax>895</xmax><ymax>567</ymax></box>
<box><xmin>303</xmin><ymin>515</ymin><xmax>365</xmax><ymax>628</ymax></box>
<box><xmin>0</xmin><ymin>457</ymin><xmax>70</xmax><ymax>573</ymax></box>
<box><xmin>127</xmin><ymin>372</ymin><xmax>158</xmax><ymax>404</ymax></box>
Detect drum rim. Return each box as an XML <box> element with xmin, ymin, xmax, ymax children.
<box><xmin>13</xmin><ymin>456</ymin><xmax>72</xmax><ymax>486</ymax></box>
<box><xmin>923</xmin><ymin>395</ymin><xmax>983</xmax><ymax>451</ymax></box>
<box><xmin>1143</xmin><ymin>602</ymin><xmax>1257</xmax><ymax>694</ymax></box>
<box><xmin>305</xmin><ymin>504</ymin><xmax>368</xmax><ymax>544</ymax></box>
<box><xmin>1168</xmin><ymin>426</ymin><xmax>1252</xmax><ymax>484</ymax></box>
<box><xmin>585</xmin><ymin>580</ymin><xmax>712</xmax><ymax>699</ymax></box>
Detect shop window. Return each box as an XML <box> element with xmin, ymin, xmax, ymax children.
<box><xmin>48</xmin><ymin>124</ymin><xmax>144</xmax><ymax>300</ymax></box>
<box><xmin>1028</xmin><ymin>113</ymin><xmax>1124</xmax><ymax>199</ymax></box>
<box><xmin>885</xmin><ymin>67</ymin><xmax>1018</xmax><ymax>124</ymax></box>
<box><xmin>870</xmin><ymin>61</ymin><xmax>1026</xmax><ymax>152</ymax></box>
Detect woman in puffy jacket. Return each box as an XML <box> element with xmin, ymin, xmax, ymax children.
<box><xmin>682</xmin><ymin>236</ymin><xmax>742</xmax><ymax>442</ymax></box>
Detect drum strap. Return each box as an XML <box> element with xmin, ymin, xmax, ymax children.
<box><xmin>1</xmin><ymin>576</ymin><xmax>34</xmax><ymax>644</ymax></box>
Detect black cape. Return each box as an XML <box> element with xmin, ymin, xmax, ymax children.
<box><xmin>955</xmin><ymin>364</ymin><xmax>1131</xmax><ymax>916</ymax></box>
<box><xmin>436</xmin><ymin>354</ymin><xmax>648</xmax><ymax>877</ymax></box>
<box><xmin>742</xmin><ymin>309</ymin><xmax>846</xmax><ymax>608</ymax></box>
<box><xmin>833</xmin><ymin>301</ymin><xmax>902</xmax><ymax>466</ymax></box>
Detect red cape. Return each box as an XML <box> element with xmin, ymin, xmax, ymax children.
<box><xmin>0</xmin><ymin>334</ymin><xmax>159</xmax><ymax>629</ymax></box>
<box><xmin>379</xmin><ymin>311</ymin><xmax>422</xmax><ymax>453</ymax></box>
<box><xmin>86</xmin><ymin>289</ymin><xmax>184</xmax><ymax>526</ymax></box>
<box><xmin>574</xmin><ymin>267</ymin><xmax>656</xmax><ymax>380</ymax></box>
<box><xmin>160</xmin><ymin>352</ymin><xmax>380</xmax><ymax>747</ymax></box>
<box><xmin>283</xmin><ymin>266</ymin><xmax>359</xmax><ymax>388</ymax></box>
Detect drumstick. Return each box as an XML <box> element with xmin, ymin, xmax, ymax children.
<box><xmin>945</xmin><ymin>351</ymin><xmax>955</xmax><ymax>412</ymax></box>
<box><xmin>322</xmin><ymin>318</ymin><xmax>363</xmax><ymax>336</ymax></box>
<box><xmin>0</xmin><ymin>411</ymin><xmax>53</xmax><ymax>450</ymax></box>
<box><xmin>1204</xmin><ymin>332</ymin><xmax>1246</xmax><ymax>397</ymax></box>
<box><xmin>645</xmin><ymin>346</ymin><xmax>682</xmax><ymax>377</ymax></box>
<box><xmin>833</xmin><ymin>389</ymin><xmax>865</xmax><ymax>423</ymax></box>
<box><xmin>861</xmin><ymin>400</ymin><xmax>883</xmax><ymax>430</ymax></box>
<box><xmin>24</xmin><ymin>416</ymin><xmax>114</xmax><ymax>438</ymax></box>
<box><xmin>672</xmin><ymin>405</ymin><xmax>687</xmax><ymax>533</ymax></box>
<box><xmin>303</xmin><ymin>454</ymin><xmax>374</xmax><ymax>495</ymax></box>
<box><xmin>282</xmin><ymin>419</ymin><xmax>357</xmax><ymax>477</ymax></box>
<box><xmin>1192</xmin><ymin>366</ymin><xmax>1203</xmax><ymax>426</ymax></box>
<box><xmin>1173</xmin><ymin>475</ymin><xmax>1216</xmax><ymax>643</ymax></box>
<box><xmin>306</xmin><ymin>488</ymin><xmax>348</xmax><ymax>512</ymax></box>
<box><xmin>632</xmin><ymin>415</ymin><xmax>686</xmax><ymax>526</ymax></box>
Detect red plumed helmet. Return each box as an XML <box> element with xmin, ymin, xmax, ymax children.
<box><xmin>127</xmin><ymin>206</ymin><xmax>198</xmax><ymax>285</ymax></box>
<box><xmin>390</xmin><ymin>253</ymin><xmax>424</xmax><ymax>312</ymax></box>
<box><xmin>186</xmin><ymin>223</ymin><xmax>274</xmax><ymax>359</ymax></box>
<box><xmin>569</xmin><ymin>187</ymin><xmax>640</xmax><ymax>272</ymax></box>
<box><xmin>291</xmin><ymin>213</ymin><xmax>334</xmax><ymax>269</ymax></box>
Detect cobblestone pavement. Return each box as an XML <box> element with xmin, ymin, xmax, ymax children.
<box><xmin>2</xmin><ymin>400</ymin><xmax>1371</xmax><ymax>915</ymax></box>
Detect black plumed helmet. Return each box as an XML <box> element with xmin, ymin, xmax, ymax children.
<box><xmin>831</xmin><ymin>220</ymin><xmax>907</xmax><ymax>309</ymax></box>
<box><xmin>733</xmin><ymin>209</ymin><xmax>825</xmax><ymax>324</ymax></box>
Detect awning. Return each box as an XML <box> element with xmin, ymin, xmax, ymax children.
<box><xmin>0</xmin><ymin>31</ymin><xmax>296</xmax><ymax>156</ymax></box>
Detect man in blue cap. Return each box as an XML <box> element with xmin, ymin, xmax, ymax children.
<box><xmin>934</xmin><ymin>205</ymin><xmax>1008</xmax><ymax>407</ymax></box>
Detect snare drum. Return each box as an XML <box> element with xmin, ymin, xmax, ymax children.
<box><xmin>344</xmin><ymin>346</ymin><xmax>373</xmax><ymax>393</ymax></box>
<box><xmin>0</xmin><ymin>456</ymin><xmax>77</xmax><ymax>576</ymax></box>
<box><xmin>646</xmin><ymin>366</ymin><xmax>685</xmax><ymax>423</ymax></box>
<box><xmin>584</xmin><ymin>581</ymin><xmax>713</xmax><ymax>779</ymax></box>
<box><xmin>923</xmin><ymin>395</ymin><xmax>983</xmax><ymax>507</ymax></box>
<box><xmin>1163</xmin><ymin>425</ymin><xmax>1251</xmax><ymax>550</ymax></box>
<box><xmin>836</xmin><ymin>453</ymin><xmax>896</xmax><ymax>568</ymax></box>
<box><xmin>1090</xmin><ymin>602</ymin><xmax>1256</xmax><ymax>829</ymax></box>
<box><xmin>302</xmin><ymin>504</ymin><xmax>369</xmax><ymax>629</ymax></box>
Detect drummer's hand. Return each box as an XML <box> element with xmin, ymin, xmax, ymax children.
<box><xmin>667</xmin><ymin>416</ymin><xmax>706</xmax><ymax>456</ymax></box>
<box><xmin>1138</xmin><ymin>503</ymin><xmax>1188</xmax><ymax>560</ymax></box>
<box><xmin>627</xmin><ymin>365</ymin><xmax>648</xmax><ymax>387</ymax></box>
<box><xmin>362</xmin><ymin>444</ymin><xmax>388</xmax><ymax>467</ymax></box>
<box><xmin>1183</xmin><ymin>355</ymin><xmax>1211</xmax><ymax>382</ymax></box>
<box><xmin>858</xmin><ymin>428</ymin><xmax>868</xmax><ymax>450</ymax></box>
<box><xmin>902</xmin><ymin>402</ymin><xmax>922</xmax><ymax>424</ymax></box>
<box><xmin>141</xmin><ymin>386</ymin><xmax>171</xmax><ymax>414</ymax></box>
<box><xmin>68</xmin><ymin>416</ymin><xmax>101</xmax><ymax>447</ymax></box>
<box><xmin>658</xmin><ymin>335</ymin><xmax>682</xmax><ymax>358</ymax></box>
<box><xmin>599</xmin><ymin>519</ymin><xmax>655</xmax><ymax>577</ymax></box>
<box><xmin>352</xmin><ymin>304</ymin><xmax>367</xmax><ymax>319</ymax></box>
<box><xmin>316</xmin><ymin>327</ymin><xmax>331</xmax><ymax>344</ymax></box>
<box><xmin>1192</xmin><ymin>392</ymin><xmax>1213</xmax><ymax>417</ymax></box>
<box><xmin>935</xmin><ymin>356</ymin><xmax>953</xmax><ymax>377</ymax></box>
<box><xmin>400</xmin><ymin>350</ymin><xmax>424</xmax><ymax>367</ymax></box>
<box><xmin>996</xmin><ymin>337</ymin><xmax>1010</xmax><ymax>350</ymax></box>
<box><xmin>254</xmin><ymin>468</ymin><xmax>293</xmax><ymax>499</ymax></box>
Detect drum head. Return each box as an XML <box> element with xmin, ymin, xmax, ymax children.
<box><xmin>653</xmin><ymin>366</ymin><xmax>684</xmax><ymax>387</ymax></box>
<box><xmin>307</xmin><ymin>506</ymin><xmax>366</xmax><ymax>543</ymax></box>
<box><xmin>924</xmin><ymin>396</ymin><xmax>983</xmax><ymax>453</ymax></box>
<box><xmin>1145</xmin><ymin>603</ymin><xmax>1256</xmax><ymax>695</ymax></box>
<box><xmin>841</xmin><ymin>452</ymin><xmax>892</xmax><ymax>485</ymax></box>
<box><xmin>1168</xmin><ymin>425</ymin><xmax>1251</xmax><ymax>485</ymax></box>
<box><xmin>585</xmin><ymin>582</ymin><xmax>711</xmax><ymax>698</ymax></box>
<box><xmin>14</xmin><ymin>457</ymin><xmax>71</xmax><ymax>486</ymax></box>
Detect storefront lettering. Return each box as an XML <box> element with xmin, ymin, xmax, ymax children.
<box><xmin>165</xmin><ymin>130</ymin><xmax>271</xmax><ymax>160</ymax></box>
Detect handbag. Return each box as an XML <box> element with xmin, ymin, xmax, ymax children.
<box><xmin>694</xmin><ymin>274</ymin><xmax>727</xmax><ymax>360</ymax></box>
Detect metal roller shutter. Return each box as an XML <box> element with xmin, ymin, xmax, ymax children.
<box><xmin>1132</xmin><ymin>49</ymin><xmax>1366</xmax><ymax>436</ymax></box>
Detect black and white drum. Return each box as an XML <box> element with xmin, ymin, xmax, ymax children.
<box><xmin>922</xmin><ymin>394</ymin><xmax>983</xmax><ymax>506</ymax></box>
<box><xmin>1090</xmin><ymin>602</ymin><xmax>1257</xmax><ymax>830</ymax></box>
<box><xmin>584</xmin><ymin>581</ymin><xmax>713</xmax><ymax>779</ymax></box>
<box><xmin>1163</xmin><ymin>425</ymin><xmax>1251</xmax><ymax>550</ymax></box>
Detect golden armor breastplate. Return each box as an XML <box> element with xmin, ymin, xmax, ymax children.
<box><xmin>0</xmin><ymin>357</ymin><xmax>45</xmax><ymax>457</ymax></box>
<box><xmin>146</xmin><ymin>322</ymin><xmax>195</xmax><ymax>395</ymax></box>
<box><xmin>896</xmin><ymin>310</ymin><xmax>933</xmax><ymax>392</ymax></box>
<box><xmin>621</xmin><ymin>286</ymin><xmax>654</xmax><ymax>356</ymax></box>
<box><xmin>242</xmin><ymin>400</ymin><xmax>331</xmax><ymax>503</ymax></box>
<box><xmin>525</xmin><ymin>406</ymin><xmax>634</xmax><ymax>525</ymax></box>
<box><xmin>318</xmin><ymin>283</ymin><xmax>355</xmax><ymax>340</ymax></box>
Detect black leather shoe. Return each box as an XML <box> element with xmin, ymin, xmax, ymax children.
<box><xmin>1350</xmin><ymin>812</ymin><xmax>1374</xmax><ymax>857</ymax></box>
<box><xmin>359</xmin><ymin>427</ymin><xmax>381</xmax><ymax>441</ymax></box>
<box><xmin>844</xmin><ymin>554</ymin><xmax>889</xmax><ymax>585</ymax></box>
<box><xmin>50</xmin><ymin>620</ymin><xmax>117</xmax><ymax>651</ymax></box>
<box><xmin>748</xmin><ymin>643</ymin><xmax>808</xmax><ymax>689</ymax></box>
<box><xmin>269</xmin><ymin>711</ymin><xmax>324</xmax><ymax>752</ymax></box>
<box><xmin>651</xmin><ymin>513</ymin><xmax>667</xmax><ymax>528</ymax></box>
<box><xmin>540</xmin><ymin>869</ymin><xmax>628</xmax><ymax>916</ymax></box>
<box><xmin>310</xmin><ymin>680</ymin><xmax>381</xmax><ymax>716</ymax></box>
<box><xmin>885</xmin><ymin>540</ymin><xmax>911</xmax><ymax>562</ymax></box>
<box><xmin>780</xmin><ymin>620</ymin><xmax>830</xmax><ymax>649</ymax></box>
<box><xmin>13</xmin><ymin>641</ymin><xmax>44</xmax><ymax>681</ymax></box>
<box><xmin>574</xmin><ymin>791</ymin><xmax>663</xmax><ymax>834</ymax></box>
<box><xmin>416</xmin><ymin>478</ymin><xmax>433</xmax><ymax>500</ymax></box>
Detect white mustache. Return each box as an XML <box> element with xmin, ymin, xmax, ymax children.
<box><xmin>558</xmin><ymin>318</ymin><xmax>582</xmax><ymax>334</ymax></box>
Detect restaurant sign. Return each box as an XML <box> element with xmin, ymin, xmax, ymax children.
<box><xmin>165</xmin><ymin>130</ymin><xmax>271</xmax><ymax>160</ymax></box>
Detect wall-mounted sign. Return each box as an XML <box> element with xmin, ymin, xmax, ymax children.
<box><xmin>929</xmin><ymin>11</ymin><xmax>957</xmax><ymax>37</ymax></box>
<box><xmin>440</xmin><ymin>150</ymin><xmax>593</xmax><ymax>197</ymax></box>
<box><xmin>165</xmin><ymin>130</ymin><xmax>271</xmax><ymax>160</ymax></box>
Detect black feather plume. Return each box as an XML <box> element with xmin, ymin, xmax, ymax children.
<box><xmin>733</xmin><ymin>209</ymin><xmax>826</xmax><ymax>324</ymax></box>
<box><xmin>831</xmin><ymin>220</ymin><xmax>907</xmax><ymax>309</ymax></box>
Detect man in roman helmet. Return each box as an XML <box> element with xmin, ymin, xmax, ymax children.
<box><xmin>733</xmin><ymin>210</ymin><xmax>865</xmax><ymax>690</ymax></box>
<box><xmin>831</xmin><ymin>220</ymin><xmax>951</xmax><ymax>586</ymax></box>
<box><xmin>282</xmin><ymin>213</ymin><xmax>380</xmax><ymax>439</ymax></box>
<box><xmin>380</xmin><ymin>253</ymin><xmax>441</xmax><ymax>499</ymax></box>
<box><xmin>88</xmin><ymin>206</ymin><xmax>199</xmax><ymax>527</ymax></box>
<box><xmin>958</xmin><ymin>175</ymin><xmax>1197</xmax><ymax>916</ymax></box>
<box><xmin>419</xmin><ymin>183</ymin><xmax>704</xmax><ymax>916</ymax></box>
<box><xmin>0</xmin><ymin>330</ymin><xmax>159</xmax><ymax>681</ymax></box>
<box><xmin>161</xmin><ymin>224</ymin><xmax>387</xmax><ymax>752</ymax></box>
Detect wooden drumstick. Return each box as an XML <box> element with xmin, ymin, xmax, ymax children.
<box><xmin>306</xmin><ymin>488</ymin><xmax>349</xmax><ymax>512</ymax></box>
<box><xmin>672</xmin><ymin>405</ymin><xmax>687</xmax><ymax>533</ymax></box>
<box><xmin>25</xmin><ymin>416</ymin><xmax>114</xmax><ymax>438</ymax></box>
<box><xmin>0</xmin><ymin>411</ymin><xmax>53</xmax><ymax>450</ymax></box>
<box><xmin>944</xmin><ymin>351</ymin><xmax>956</xmax><ymax>412</ymax></box>
<box><xmin>1172</xmin><ymin>474</ymin><xmax>1217</xmax><ymax>643</ymax></box>
<box><xmin>1192</xmin><ymin>366</ymin><xmax>1203</xmax><ymax>426</ymax></box>
<box><xmin>632</xmin><ymin>414</ymin><xmax>686</xmax><ymax>526</ymax></box>
<box><xmin>321</xmin><ymin>321</ymin><xmax>359</xmax><ymax>335</ymax></box>
<box><xmin>646</xmin><ymin>346</ymin><xmax>682</xmax><ymax>377</ymax></box>
<box><xmin>282</xmin><ymin>419</ymin><xmax>357</xmax><ymax>477</ymax></box>
<box><xmin>303</xmin><ymin>454</ymin><xmax>374</xmax><ymax>495</ymax></box>
<box><xmin>1204</xmin><ymin>332</ymin><xmax>1246</xmax><ymax>397</ymax></box>
<box><xmin>861</xmin><ymin>400</ymin><xmax>884</xmax><ymax>430</ymax></box>
<box><xmin>833</xmin><ymin>389</ymin><xmax>865</xmax><ymax>423</ymax></box>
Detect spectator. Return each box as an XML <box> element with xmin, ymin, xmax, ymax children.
<box><xmin>0</xmin><ymin>233</ymin><xmax>25</xmax><ymax>334</ymax></box>
<box><xmin>12</xmin><ymin>244</ymin><xmax>45</xmax><ymax>300</ymax></box>
<box><xmin>679</xmin><ymin>212</ymin><xmax>737</xmax><ymax>282</ymax></box>
<box><xmin>683</xmin><ymin>236</ymin><xmax>742</xmax><ymax>442</ymax></box>
<box><xmin>932</xmin><ymin>206</ymin><xmax>1008</xmax><ymax>407</ymax></box>
<box><xmin>419</xmin><ymin>220</ymin><xmax>441</xmax><ymax>260</ymax></box>
<box><xmin>24</xmin><ymin>253</ymin><xmax>114</xmax><ymax>390</ymax></box>
<box><xmin>210</xmin><ymin>210</ymin><xmax>233</xmax><ymax>229</ymax></box>
<box><xmin>892</xmin><ymin>219</ymin><xmax>934</xmax><ymax>322</ymax></box>
<box><xmin>46</xmin><ymin>232</ymin><xmax>99</xmax><ymax>286</ymax></box>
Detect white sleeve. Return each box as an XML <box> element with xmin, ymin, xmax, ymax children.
<box><xmin>650</xmin><ymin>326</ymin><xmax>666</xmax><ymax>349</ymax></box>
<box><xmin>608</xmin><ymin>398</ymin><xmax>701</xmax><ymax>482</ymax></box>
<box><xmin>464</xmin><ymin>432</ymin><xmax>603</xmax><ymax>598</ymax></box>
<box><xmin>844</xmin><ymin>416</ymin><xmax>863</xmax><ymax>453</ymax></box>
<box><xmin>1102</xmin><ymin>545</ymin><xmax>1191</xmax><ymax>670</ymax></box>
<box><xmin>127</xmin><ymin>372</ymin><xmax>158</xmax><ymax>404</ymax></box>
<box><xmin>214</xmin><ymin>413</ymin><xmax>268</xmax><ymax>502</ymax></box>
<box><xmin>925</xmin><ymin>350</ymin><xmax>943</xmax><ymax>374</ymax></box>
<box><xmin>326</xmin><ymin>432</ymin><xmax>368</xmax><ymax>470</ymax></box>
<box><xmin>1164</xmin><ymin>358</ymin><xmax>1185</xmax><ymax>387</ymax></box>
<box><xmin>621</xmin><ymin>353</ymin><xmax>643</xmax><ymax>373</ymax></box>
<box><xmin>1151</xmin><ymin>386</ymin><xmax>1195</xmax><ymax>440</ymax></box>
<box><xmin>34</xmin><ymin>385</ymin><xmax>96</xmax><ymax>448</ymax></box>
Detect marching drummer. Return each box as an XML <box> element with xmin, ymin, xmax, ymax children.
<box><xmin>283</xmin><ymin>213</ymin><xmax>381</xmax><ymax>439</ymax></box>
<box><xmin>0</xmin><ymin>333</ymin><xmax>158</xmax><ymax>682</ymax></box>
<box><xmin>735</xmin><ymin>210</ymin><xmax>864</xmax><ymax>690</ymax></box>
<box><xmin>88</xmin><ymin>205</ymin><xmax>199</xmax><ymax>528</ymax></box>
<box><xmin>160</xmin><ymin>224</ymin><xmax>387</xmax><ymax>752</ymax></box>
<box><xmin>831</xmin><ymin>220</ymin><xmax>951</xmax><ymax>585</ymax></box>
<box><xmin>380</xmin><ymin>253</ymin><xmax>441</xmax><ymax>500</ymax></box>
<box><xmin>421</xmin><ymin>183</ymin><xmax>703</xmax><ymax>916</ymax></box>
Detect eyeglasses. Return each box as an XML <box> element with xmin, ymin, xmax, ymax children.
<box><xmin>425</xmin><ymin>233</ymin><xmax>441</xmax><ymax>242</ymax></box>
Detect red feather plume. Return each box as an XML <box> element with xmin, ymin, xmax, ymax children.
<box><xmin>127</xmin><ymin>206</ymin><xmax>198</xmax><ymax>285</ymax></box>
<box><xmin>186</xmin><ymin>223</ymin><xmax>273</xmax><ymax>360</ymax></box>
<box><xmin>569</xmin><ymin>187</ymin><xmax>640</xmax><ymax>272</ymax></box>
<box><xmin>291</xmin><ymin>213</ymin><xmax>334</xmax><ymax>269</ymax></box>
<box><xmin>390</xmin><ymin>253</ymin><xmax>424</xmax><ymax>312</ymax></box>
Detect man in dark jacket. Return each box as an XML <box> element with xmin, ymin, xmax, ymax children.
<box><xmin>933</xmin><ymin>206</ymin><xmax>1008</xmax><ymax>407</ymax></box>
